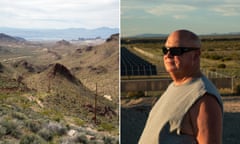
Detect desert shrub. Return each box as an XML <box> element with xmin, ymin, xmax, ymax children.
<box><xmin>0</xmin><ymin>140</ymin><xmax>12</xmax><ymax>144</ymax></box>
<box><xmin>11</xmin><ymin>111</ymin><xmax>27</xmax><ymax>120</ymax></box>
<box><xmin>103</xmin><ymin>136</ymin><xmax>119</xmax><ymax>144</ymax></box>
<box><xmin>47</xmin><ymin>122</ymin><xmax>67</xmax><ymax>136</ymax></box>
<box><xmin>20</xmin><ymin>134</ymin><xmax>46</xmax><ymax>144</ymax></box>
<box><xmin>210</xmin><ymin>54</ymin><xmax>223</xmax><ymax>60</ymax></box>
<box><xmin>38</xmin><ymin>128</ymin><xmax>53</xmax><ymax>141</ymax></box>
<box><xmin>38</xmin><ymin>122</ymin><xmax>67</xmax><ymax>141</ymax></box>
<box><xmin>25</xmin><ymin>120</ymin><xmax>42</xmax><ymax>133</ymax></box>
<box><xmin>207</xmin><ymin>48</ymin><xmax>215</xmax><ymax>51</ymax></box>
<box><xmin>61</xmin><ymin>133</ymin><xmax>96</xmax><ymax>144</ymax></box>
<box><xmin>87</xmin><ymin>141</ymin><xmax>101</xmax><ymax>144</ymax></box>
<box><xmin>0</xmin><ymin>125</ymin><xmax>7</xmax><ymax>138</ymax></box>
<box><xmin>74</xmin><ymin>134</ymin><xmax>88</xmax><ymax>144</ymax></box>
<box><xmin>103</xmin><ymin>137</ymin><xmax>112</xmax><ymax>144</ymax></box>
<box><xmin>217</xmin><ymin>63</ymin><xmax>226</xmax><ymax>69</ymax></box>
<box><xmin>0</xmin><ymin>119</ymin><xmax>21</xmax><ymax>138</ymax></box>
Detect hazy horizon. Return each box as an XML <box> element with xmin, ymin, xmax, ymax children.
<box><xmin>0</xmin><ymin>27</ymin><xmax>119</xmax><ymax>40</ymax></box>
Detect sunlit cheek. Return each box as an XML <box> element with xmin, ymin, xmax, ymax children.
<box><xmin>174</xmin><ymin>58</ymin><xmax>181</xmax><ymax>69</ymax></box>
<box><xmin>164</xmin><ymin>61</ymin><xmax>177</xmax><ymax>72</ymax></box>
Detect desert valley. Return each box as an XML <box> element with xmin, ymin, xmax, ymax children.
<box><xmin>0</xmin><ymin>32</ymin><xmax>119</xmax><ymax>143</ymax></box>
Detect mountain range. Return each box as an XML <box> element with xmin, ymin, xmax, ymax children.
<box><xmin>125</xmin><ymin>32</ymin><xmax>240</xmax><ymax>39</ymax></box>
<box><xmin>0</xmin><ymin>27</ymin><xmax>119</xmax><ymax>40</ymax></box>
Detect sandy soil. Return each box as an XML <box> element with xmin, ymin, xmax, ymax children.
<box><xmin>223</xmin><ymin>96</ymin><xmax>240</xmax><ymax>112</ymax></box>
<box><xmin>121</xmin><ymin>96</ymin><xmax>240</xmax><ymax>144</ymax></box>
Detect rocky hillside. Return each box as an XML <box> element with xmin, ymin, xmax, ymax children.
<box><xmin>0</xmin><ymin>33</ymin><xmax>119</xmax><ymax>143</ymax></box>
<box><xmin>0</xmin><ymin>75</ymin><xmax>118</xmax><ymax>143</ymax></box>
<box><xmin>0</xmin><ymin>33</ymin><xmax>25</xmax><ymax>43</ymax></box>
<box><xmin>23</xmin><ymin>62</ymin><xmax>117</xmax><ymax>121</ymax></box>
<box><xmin>55</xmin><ymin>33</ymin><xmax>120</xmax><ymax>103</ymax></box>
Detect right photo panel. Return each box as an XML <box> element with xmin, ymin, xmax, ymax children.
<box><xmin>121</xmin><ymin>0</ymin><xmax>240</xmax><ymax>144</ymax></box>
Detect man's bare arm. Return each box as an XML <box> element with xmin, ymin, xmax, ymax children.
<box><xmin>190</xmin><ymin>94</ymin><xmax>222</xmax><ymax>144</ymax></box>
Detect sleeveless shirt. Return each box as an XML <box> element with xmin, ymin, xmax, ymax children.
<box><xmin>138</xmin><ymin>75</ymin><xmax>223</xmax><ymax>144</ymax></box>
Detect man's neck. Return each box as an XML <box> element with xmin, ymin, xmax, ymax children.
<box><xmin>170</xmin><ymin>71</ymin><xmax>202</xmax><ymax>86</ymax></box>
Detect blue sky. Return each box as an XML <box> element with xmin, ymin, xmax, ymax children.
<box><xmin>0</xmin><ymin>0</ymin><xmax>119</xmax><ymax>29</ymax></box>
<box><xmin>121</xmin><ymin>0</ymin><xmax>240</xmax><ymax>37</ymax></box>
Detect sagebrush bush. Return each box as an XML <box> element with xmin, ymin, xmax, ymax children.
<box><xmin>12</xmin><ymin>111</ymin><xmax>27</xmax><ymax>120</ymax></box>
<box><xmin>38</xmin><ymin>128</ymin><xmax>53</xmax><ymax>141</ymax></box>
<box><xmin>0</xmin><ymin>119</ymin><xmax>22</xmax><ymax>138</ymax></box>
<box><xmin>103</xmin><ymin>136</ymin><xmax>119</xmax><ymax>144</ymax></box>
<box><xmin>74</xmin><ymin>134</ymin><xmax>88</xmax><ymax>144</ymax></box>
<box><xmin>25</xmin><ymin>120</ymin><xmax>42</xmax><ymax>133</ymax></box>
<box><xmin>47</xmin><ymin>121</ymin><xmax>67</xmax><ymax>136</ymax></box>
<box><xmin>0</xmin><ymin>125</ymin><xmax>7</xmax><ymax>138</ymax></box>
<box><xmin>20</xmin><ymin>134</ymin><xmax>46</xmax><ymax>144</ymax></box>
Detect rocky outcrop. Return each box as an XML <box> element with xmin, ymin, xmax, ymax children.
<box><xmin>56</xmin><ymin>39</ymin><xmax>71</xmax><ymax>46</ymax></box>
<box><xmin>48</xmin><ymin>63</ymin><xmax>80</xmax><ymax>85</ymax></box>
<box><xmin>106</xmin><ymin>33</ymin><xmax>119</xmax><ymax>42</ymax></box>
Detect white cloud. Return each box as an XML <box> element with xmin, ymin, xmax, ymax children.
<box><xmin>173</xmin><ymin>15</ymin><xmax>188</xmax><ymax>19</ymax></box>
<box><xmin>0</xmin><ymin>0</ymin><xmax>119</xmax><ymax>29</ymax></box>
<box><xmin>145</xmin><ymin>4</ymin><xmax>196</xmax><ymax>19</ymax></box>
<box><xmin>212</xmin><ymin>4</ymin><xmax>240</xmax><ymax>16</ymax></box>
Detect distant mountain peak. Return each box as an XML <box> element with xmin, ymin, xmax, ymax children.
<box><xmin>0</xmin><ymin>33</ymin><xmax>26</xmax><ymax>43</ymax></box>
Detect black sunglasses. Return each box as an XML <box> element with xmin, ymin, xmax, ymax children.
<box><xmin>162</xmin><ymin>47</ymin><xmax>199</xmax><ymax>56</ymax></box>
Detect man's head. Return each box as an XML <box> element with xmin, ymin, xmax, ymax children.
<box><xmin>163</xmin><ymin>29</ymin><xmax>201</xmax><ymax>79</ymax></box>
<box><xmin>165</xmin><ymin>29</ymin><xmax>201</xmax><ymax>48</ymax></box>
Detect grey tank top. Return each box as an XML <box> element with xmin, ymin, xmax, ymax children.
<box><xmin>138</xmin><ymin>75</ymin><xmax>223</xmax><ymax>144</ymax></box>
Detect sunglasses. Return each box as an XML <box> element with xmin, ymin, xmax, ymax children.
<box><xmin>162</xmin><ymin>47</ymin><xmax>199</xmax><ymax>56</ymax></box>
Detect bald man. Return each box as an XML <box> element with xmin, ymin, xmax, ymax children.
<box><xmin>139</xmin><ymin>30</ymin><xmax>223</xmax><ymax>144</ymax></box>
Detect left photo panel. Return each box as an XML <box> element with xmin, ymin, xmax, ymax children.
<box><xmin>0</xmin><ymin>0</ymin><xmax>120</xmax><ymax>143</ymax></box>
